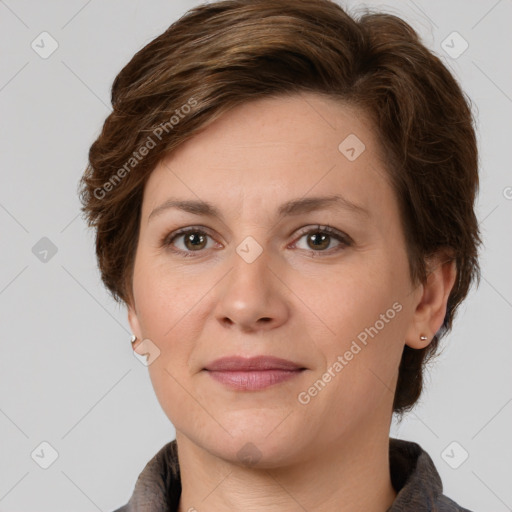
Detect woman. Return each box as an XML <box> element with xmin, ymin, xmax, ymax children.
<box><xmin>79</xmin><ymin>0</ymin><xmax>480</xmax><ymax>510</ymax></box>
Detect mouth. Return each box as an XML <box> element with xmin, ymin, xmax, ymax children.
<box><xmin>203</xmin><ymin>356</ymin><xmax>306</xmax><ymax>391</ymax></box>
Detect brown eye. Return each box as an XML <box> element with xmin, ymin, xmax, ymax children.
<box><xmin>306</xmin><ymin>232</ymin><xmax>331</xmax><ymax>251</ymax></box>
<box><xmin>293</xmin><ymin>225</ymin><xmax>351</xmax><ymax>255</ymax></box>
<box><xmin>163</xmin><ymin>228</ymin><xmax>216</xmax><ymax>257</ymax></box>
<box><xmin>182</xmin><ymin>231</ymin><xmax>208</xmax><ymax>251</ymax></box>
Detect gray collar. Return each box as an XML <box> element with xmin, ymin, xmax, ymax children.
<box><xmin>116</xmin><ymin>437</ymin><xmax>472</xmax><ymax>512</ymax></box>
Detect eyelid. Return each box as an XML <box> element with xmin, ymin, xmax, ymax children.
<box><xmin>289</xmin><ymin>224</ymin><xmax>352</xmax><ymax>250</ymax></box>
<box><xmin>291</xmin><ymin>224</ymin><xmax>350</xmax><ymax>241</ymax></box>
<box><xmin>161</xmin><ymin>226</ymin><xmax>221</xmax><ymax>254</ymax></box>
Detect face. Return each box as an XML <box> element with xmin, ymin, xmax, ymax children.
<box><xmin>128</xmin><ymin>92</ymin><xmax>425</xmax><ymax>467</ymax></box>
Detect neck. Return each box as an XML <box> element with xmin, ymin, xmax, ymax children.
<box><xmin>176</xmin><ymin>424</ymin><xmax>396</xmax><ymax>512</ymax></box>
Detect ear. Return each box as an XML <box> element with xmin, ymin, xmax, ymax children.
<box><xmin>127</xmin><ymin>300</ymin><xmax>143</xmax><ymax>342</ymax></box>
<box><xmin>405</xmin><ymin>251</ymin><xmax>457</xmax><ymax>349</ymax></box>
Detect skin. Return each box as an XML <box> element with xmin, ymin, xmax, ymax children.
<box><xmin>127</xmin><ymin>92</ymin><xmax>456</xmax><ymax>511</ymax></box>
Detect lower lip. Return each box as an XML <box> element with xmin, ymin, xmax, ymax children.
<box><xmin>206</xmin><ymin>369</ymin><xmax>303</xmax><ymax>391</ymax></box>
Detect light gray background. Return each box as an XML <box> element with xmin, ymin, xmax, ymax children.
<box><xmin>0</xmin><ymin>0</ymin><xmax>510</xmax><ymax>510</ymax></box>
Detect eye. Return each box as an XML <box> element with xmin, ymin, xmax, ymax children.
<box><xmin>162</xmin><ymin>227</ymin><xmax>219</xmax><ymax>257</ymax></box>
<box><xmin>291</xmin><ymin>225</ymin><xmax>351</xmax><ymax>255</ymax></box>
<box><xmin>161</xmin><ymin>224</ymin><xmax>352</xmax><ymax>258</ymax></box>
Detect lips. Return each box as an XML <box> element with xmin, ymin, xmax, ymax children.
<box><xmin>204</xmin><ymin>356</ymin><xmax>304</xmax><ymax>372</ymax></box>
<box><xmin>203</xmin><ymin>356</ymin><xmax>306</xmax><ymax>391</ymax></box>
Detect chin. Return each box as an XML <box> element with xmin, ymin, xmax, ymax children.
<box><xmin>214</xmin><ymin>438</ymin><xmax>302</xmax><ymax>469</ymax></box>
<box><xmin>192</xmin><ymin>413</ymin><xmax>309</xmax><ymax>469</ymax></box>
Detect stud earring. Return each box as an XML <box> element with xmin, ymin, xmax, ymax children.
<box><xmin>130</xmin><ymin>334</ymin><xmax>137</xmax><ymax>344</ymax></box>
<box><xmin>420</xmin><ymin>335</ymin><xmax>428</xmax><ymax>341</ymax></box>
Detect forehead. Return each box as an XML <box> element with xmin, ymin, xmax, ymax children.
<box><xmin>142</xmin><ymin>92</ymin><xmax>393</xmax><ymax>221</ymax></box>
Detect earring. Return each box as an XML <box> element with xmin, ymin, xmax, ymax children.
<box><xmin>420</xmin><ymin>335</ymin><xmax>428</xmax><ymax>341</ymax></box>
<box><xmin>131</xmin><ymin>334</ymin><xmax>137</xmax><ymax>344</ymax></box>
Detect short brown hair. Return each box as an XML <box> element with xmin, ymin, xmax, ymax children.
<box><xmin>79</xmin><ymin>0</ymin><xmax>481</xmax><ymax>415</ymax></box>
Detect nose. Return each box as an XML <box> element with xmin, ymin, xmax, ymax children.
<box><xmin>215</xmin><ymin>246</ymin><xmax>289</xmax><ymax>333</ymax></box>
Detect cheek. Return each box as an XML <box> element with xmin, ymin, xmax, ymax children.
<box><xmin>302</xmin><ymin>259</ymin><xmax>406</xmax><ymax>349</ymax></box>
<box><xmin>132</xmin><ymin>250</ymin><xmax>204</xmax><ymax>337</ymax></box>
<box><xmin>133</xmin><ymin>261</ymin><xmax>209</xmax><ymax>427</ymax></box>
<box><xmin>298</xmin><ymin>277</ymin><xmax>407</xmax><ymax>437</ymax></box>
<box><xmin>298</xmin><ymin>250</ymin><xmax>410</xmax><ymax>408</ymax></box>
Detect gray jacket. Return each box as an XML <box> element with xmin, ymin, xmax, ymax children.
<box><xmin>113</xmin><ymin>437</ymin><xmax>474</xmax><ymax>511</ymax></box>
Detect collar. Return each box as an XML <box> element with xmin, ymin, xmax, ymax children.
<box><xmin>116</xmin><ymin>437</ymin><xmax>471</xmax><ymax>511</ymax></box>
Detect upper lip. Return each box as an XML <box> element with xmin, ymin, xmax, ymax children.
<box><xmin>204</xmin><ymin>356</ymin><xmax>305</xmax><ymax>371</ymax></box>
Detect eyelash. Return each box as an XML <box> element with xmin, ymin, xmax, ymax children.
<box><xmin>160</xmin><ymin>225</ymin><xmax>352</xmax><ymax>258</ymax></box>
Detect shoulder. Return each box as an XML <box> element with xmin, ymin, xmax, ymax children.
<box><xmin>437</xmin><ymin>494</ymin><xmax>475</xmax><ymax>512</ymax></box>
<box><xmin>388</xmin><ymin>437</ymin><xmax>475</xmax><ymax>512</ymax></box>
<box><xmin>110</xmin><ymin>440</ymin><xmax>181</xmax><ymax>512</ymax></box>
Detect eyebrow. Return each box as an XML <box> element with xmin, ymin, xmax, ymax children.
<box><xmin>148</xmin><ymin>194</ymin><xmax>369</xmax><ymax>222</ymax></box>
